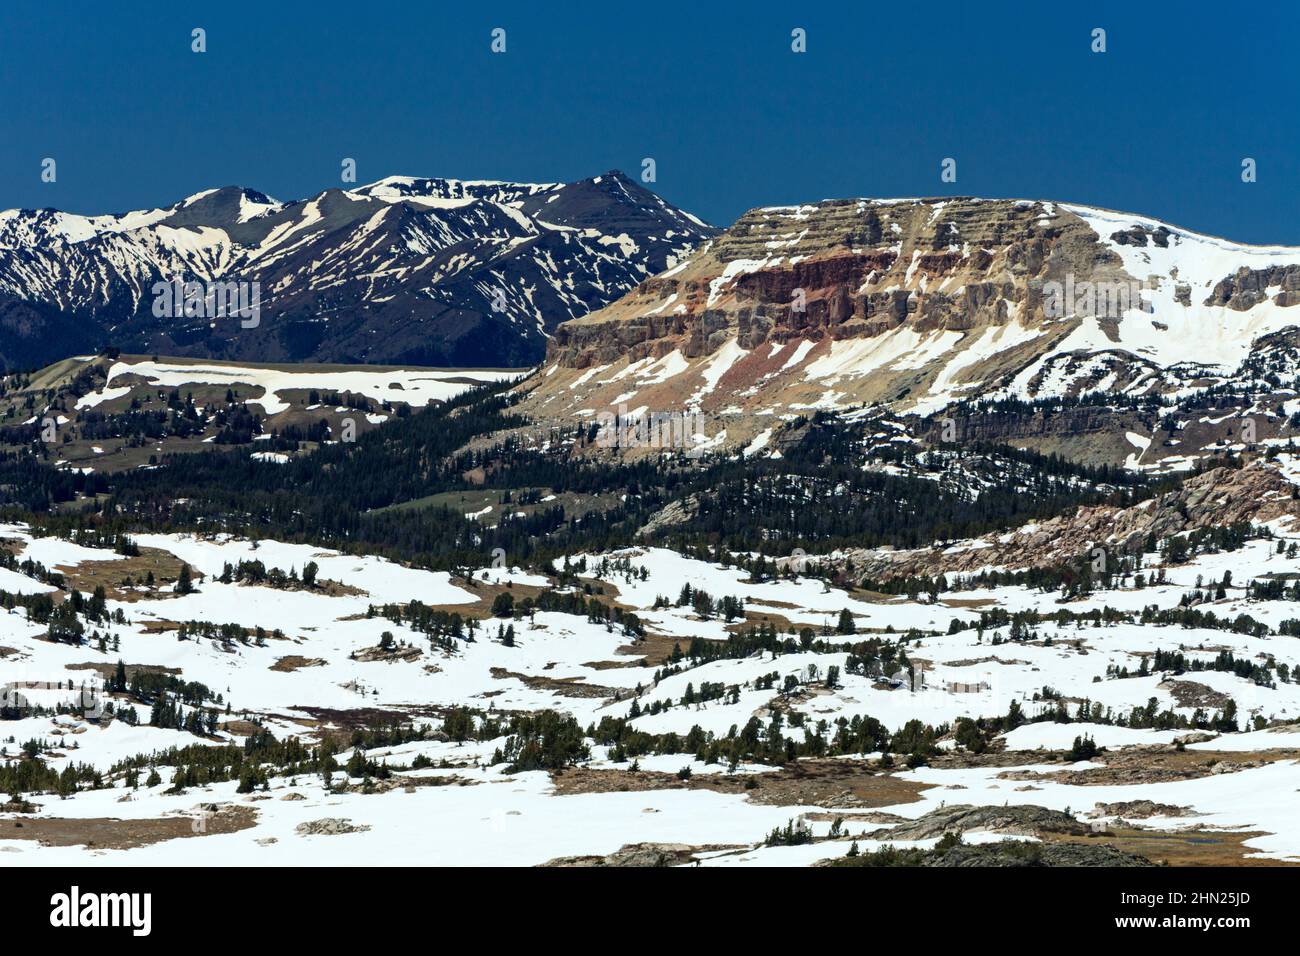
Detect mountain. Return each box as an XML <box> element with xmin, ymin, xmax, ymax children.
<box><xmin>519</xmin><ymin>197</ymin><xmax>1300</xmax><ymax>468</ymax></box>
<box><xmin>0</xmin><ymin>172</ymin><xmax>716</xmax><ymax>371</ymax></box>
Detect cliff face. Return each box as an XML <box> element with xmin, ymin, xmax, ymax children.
<box><xmin>519</xmin><ymin>197</ymin><xmax>1300</xmax><ymax>457</ymax></box>
<box><xmin>546</xmin><ymin>197</ymin><xmax>1104</xmax><ymax>370</ymax></box>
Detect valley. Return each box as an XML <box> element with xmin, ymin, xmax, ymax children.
<box><xmin>3</xmin><ymin>340</ymin><xmax>1300</xmax><ymax>866</ymax></box>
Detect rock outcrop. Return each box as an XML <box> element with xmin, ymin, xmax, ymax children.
<box><xmin>864</xmin><ymin>803</ymin><xmax>1092</xmax><ymax>841</ymax></box>
<box><xmin>519</xmin><ymin>197</ymin><xmax>1300</xmax><ymax>456</ymax></box>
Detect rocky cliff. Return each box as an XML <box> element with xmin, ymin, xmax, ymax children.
<box><xmin>519</xmin><ymin>197</ymin><xmax>1300</xmax><ymax>457</ymax></box>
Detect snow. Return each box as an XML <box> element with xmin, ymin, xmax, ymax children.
<box><xmin>7</xmin><ymin>510</ymin><xmax>1300</xmax><ymax>865</ymax></box>
<box><xmin>104</xmin><ymin>360</ymin><xmax>519</xmax><ymax>416</ymax></box>
<box><xmin>688</xmin><ymin>339</ymin><xmax>748</xmax><ymax>406</ymax></box>
<box><xmin>1001</xmin><ymin>723</ymin><xmax>1180</xmax><ymax>751</ymax></box>
<box><xmin>743</xmin><ymin>428</ymin><xmax>773</xmax><ymax>457</ymax></box>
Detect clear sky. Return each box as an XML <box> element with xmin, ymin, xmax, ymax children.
<box><xmin>1</xmin><ymin>0</ymin><xmax>1295</xmax><ymax>242</ymax></box>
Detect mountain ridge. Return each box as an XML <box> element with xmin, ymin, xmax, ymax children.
<box><xmin>0</xmin><ymin>170</ymin><xmax>717</xmax><ymax>371</ymax></box>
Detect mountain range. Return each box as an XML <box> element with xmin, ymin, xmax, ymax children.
<box><xmin>10</xmin><ymin>176</ymin><xmax>1300</xmax><ymax>474</ymax></box>
<box><xmin>0</xmin><ymin>171</ymin><xmax>716</xmax><ymax>370</ymax></box>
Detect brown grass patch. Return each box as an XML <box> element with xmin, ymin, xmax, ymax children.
<box><xmin>582</xmin><ymin>658</ymin><xmax>646</xmax><ymax>671</ymax></box>
<box><xmin>420</xmin><ymin>579</ymin><xmax>551</xmax><ymax>619</ymax></box>
<box><xmin>2</xmin><ymin>803</ymin><xmax>256</xmax><ymax>850</ymax></box>
<box><xmin>220</xmin><ymin>719</ymin><xmax>263</xmax><ymax>736</ymax></box>
<box><xmin>65</xmin><ymin>661</ymin><xmax>181</xmax><ymax>681</ymax></box>
<box><xmin>489</xmin><ymin>667</ymin><xmax>620</xmax><ymax>699</ymax></box>
<box><xmin>614</xmin><ymin>632</ymin><xmax>686</xmax><ymax>666</ymax></box>
<box><xmin>724</xmin><ymin>608</ymin><xmax>800</xmax><ymax>634</ymax></box>
<box><xmin>53</xmin><ymin>546</ymin><xmax>191</xmax><ymax>601</ymax></box>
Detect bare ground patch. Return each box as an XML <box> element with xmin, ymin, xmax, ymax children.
<box><xmin>551</xmin><ymin>758</ymin><xmax>932</xmax><ymax>809</ymax></box>
<box><xmin>581</xmin><ymin>658</ymin><xmax>646</xmax><ymax>670</ymax></box>
<box><xmin>489</xmin><ymin>667</ymin><xmax>620</xmax><ymax>699</ymax></box>
<box><xmin>421</xmin><ymin>580</ymin><xmax>552</xmax><ymax>620</ymax></box>
<box><xmin>1042</xmin><ymin>828</ymin><xmax>1298</xmax><ymax>867</ymax></box>
<box><xmin>1163</xmin><ymin>679</ymin><xmax>1234</xmax><ymax>710</ymax></box>
<box><xmin>614</xmin><ymin>632</ymin><xmax>687</xmax><ymax>666</ymax></box>
<box><xmin>0</xmin><ymin>803</ymin><xmax>256</xmax><ymax>851</ymax></box>
<box><xmin>270</xmin><ymin>655</ymin><xmax>328</xmax><ymax>672</ymax></box>
<box><xmin>53</xmin><ymin>546</ymin><xmax>192</xmax><ymax>601</ymax></box>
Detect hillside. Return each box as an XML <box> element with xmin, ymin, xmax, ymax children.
<box><xmin>0</xmin><ymin>352</ymin><xmax>521</xmax><ymax>474</ymax></box>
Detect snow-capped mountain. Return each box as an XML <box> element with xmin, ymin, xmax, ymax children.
<box><xmin>0</xmin><ymin>172</ymin><xmax>716</xmax><ymax>370</ymax></box>
<box><xmin>521</xmin><ymin>196</ymin><xmax>1300</xmax><ymax>462</ymax></box>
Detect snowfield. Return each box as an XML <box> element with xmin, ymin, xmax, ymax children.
<box><xmin>105</xmin><ymin>359</ymin><xmax>520</xmax><ymax>416</ymax></box>
<box><xmin>4</xmin><ymin>523</ymin><xmax>1300</xmax><ymax>866</ymax></box>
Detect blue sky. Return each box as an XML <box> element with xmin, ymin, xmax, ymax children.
<box><xmin>1</xmin><ymin>0</ymin><xmax>1295</xmax><ymax>242</ymax></box>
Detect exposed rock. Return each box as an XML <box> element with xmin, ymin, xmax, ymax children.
<box><xmin>270</xmin><ymin>656</ymin><xmax>327</xmax><ymax>672</ymax></box>
<box><xmin>0</xmin><ymin>171</ymin><xmax>717</xmax><ymax>371</ymax></box>
<box><xmin>1089</xmin><ymin>800</ymin><xmax>1195</xmax><ymax>819</ymax></box>
<box><xmin>541</xmin><ymin>842</ymin><xmax>709</xmax><ymax>867</ymax></box>
<box><xmin>518</xmin><ymin>196</ymin><xmax>1300</xmax><ymax>458</ymax></box>
<box><xmin>294</xmin><ymin>817</ymin><xmax>371</xmax><ymax>836</ymax></box>
<box><xmin>352</xmin><ymin>644</ymin><xmax>422</xmax><ymax>664</ymax></box>
<box><xmin>823</xmin><ymin>835</ymin><xmax>1152</xmax><ymax>867</ymax></box>
<box><xmin>635</xmin><ymin>495</ymin><xmax>699</xmax><ymax>536</ymax></box>
<box><xmin>1207</xmin><ymin>264</ymin><xmax>1300</xmax><ymax>310</ymax></box>
<box><xmin>834</xmin><ymin>459</ymin><xmax>1300</xmax><ymax>579</ymax></box>
<box><xmin>866</xmin><ymin>803</ymin><xmax>1091</xmax><ymax>841</ymax></box>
